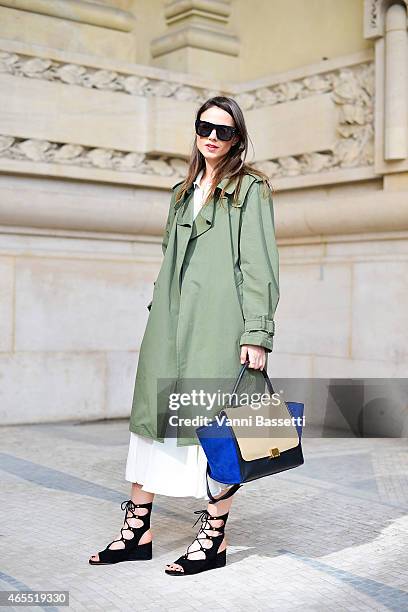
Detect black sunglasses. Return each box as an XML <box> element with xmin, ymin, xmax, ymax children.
<box><xmin>195</xmin><ymin>119</ymin><xmax>238</xmax><ymax>142</ymax></box>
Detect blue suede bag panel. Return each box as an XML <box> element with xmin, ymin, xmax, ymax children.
<box><xmin>196</xmin><ymin>411</ymin><xmax>242</xmax><ymax>484</ymax></box>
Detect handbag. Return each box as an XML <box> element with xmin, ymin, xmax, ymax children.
<box><xmin>196</xmin><ymin>359</ymin><xmax>305</xmax><ymax>503</ymax></box>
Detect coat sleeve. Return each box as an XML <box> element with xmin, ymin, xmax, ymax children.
<box><xmin>238</xmin><ymin>179</ymin><xmax>280</xmax><ymax>353</ymax></box>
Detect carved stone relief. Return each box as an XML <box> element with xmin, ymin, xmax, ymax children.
<box><xmin>0</xmin><ymin>48</ymin><xmax>374</xmax><ymax>180</ymax></box>
<box><xmin>364</xmin><ymin>0</ymin><xmax>408</xmax><ymax>39</ymax></box>
<box><xmin>253</xmin><ymin>63</ymin><xmax>374</xmax><ymax>177</ymax></box>
<box><xmin>0</xmin><ymin>134</ymin><xmax>188</xmax><ymax>177</ymax></box>
<box><xmin>0</xmin><ymin>51</ymin><xmax>219</xmax><ymax>102</ymax></box>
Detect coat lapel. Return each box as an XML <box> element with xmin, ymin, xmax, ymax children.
<box><xmin>174</xmin><ymin>188</ymin><xmax>194</xmax><ymax>293</ymax></box>
<box><xmin>173</xmin><ymin>173</ymin><xmax>242</xmax><ymax>291</ymax></box>
<box><xmin>175</xmin><ymin>175</ymin><xmax>240</xmax><ymax>232</ymax></box>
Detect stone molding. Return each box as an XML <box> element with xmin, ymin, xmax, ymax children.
<box><xmin>0</xmin><ymin>42</ymin><xmax>375</xmax><ymax>185</ymax></box>
<box><xmin>0</xmin><ymin>45</ymin><xmax>373</xmax><ymax>108</ymax></box>
<box><xmin>1</xmin><ymin>177</ymin><xmax>407</xmax><ymax>237</ymax></box>
<box><xmin>0</xmin><ymin>49</ymin><xmax>219</xmax><ymax>101</ymax></box>
<box><xmin>0</xmin><ymin>135</ymin><xmax>188</xmax><ymax>178</ymax></box>
<box><xmin>0</xmin><ymin>0</ymin><xmax>135</xmax><ymax>32</ymax></box>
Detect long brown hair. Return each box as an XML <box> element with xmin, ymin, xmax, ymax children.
<box><xmin>175</xmin><ymin>96</ymin><xmax>274</xmax><ymax>208</ymax></box>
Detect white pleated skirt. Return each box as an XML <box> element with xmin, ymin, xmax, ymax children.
<box><xmin>125</xmin><ymin>431</ymin><xmax>231</xmax><ymax>501</ymax></box>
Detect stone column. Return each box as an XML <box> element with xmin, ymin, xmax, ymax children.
<box><xmin>384</xmin><ymin>1</ymin><xmax>408</xmax><ymax>159</ymax></box>
<box><xmin>364</xmin><ymin>0</ymin><xmax>408</xmax><ymax>173</ymax></box>
<box><xmin>150</xmin><ymin>0</ymin><xmax>239</xmax><ymax>78</ymax></box>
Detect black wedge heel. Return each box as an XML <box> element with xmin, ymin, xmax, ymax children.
<box><xmin>165</xmin><ymin>508</ymin><xmax>229</xmax><ymax>576</ymax></box>
<box><xmin>89</xmin><ymin>499</ymin><xmax>153</xmax><ymax>565</ymax></box>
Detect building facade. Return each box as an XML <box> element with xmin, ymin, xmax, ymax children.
<box><xmin>0</xmin><ymin>0</ymin><xmax>406</xmax><ymax>435</ymax></box>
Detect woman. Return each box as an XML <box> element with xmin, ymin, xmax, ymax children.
<box><xmin>89</xmin><ymin>96</ymin><xmax>280</xmax><ymax>575</ymax></box>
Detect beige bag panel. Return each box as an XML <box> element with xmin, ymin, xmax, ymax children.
<box><xmin>224</xmin><ymin>395</ymin><xmax>299</xmax><ymax>461</ymax></box>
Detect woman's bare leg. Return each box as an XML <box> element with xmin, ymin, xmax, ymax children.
<box><xmin>89</xmin><ymin>483</ymin><xmax>155</xmax><ymax>563</ymax></box>
<box><xmin>165</xmin><ymin>488</ymin><xmax>234</xmax><ymax>572</ymax></box>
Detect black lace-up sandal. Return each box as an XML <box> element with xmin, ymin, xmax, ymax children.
<box><xmin>165</xmin><ymin>508</ymin><xmax>229</xmax><ymax>576</ymax></box>
<box><xmin>89</xmin><ymin>499</ymin><xmax>153</xmax><ymax>565</ymax></box>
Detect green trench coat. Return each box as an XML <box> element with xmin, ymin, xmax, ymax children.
<box><xmin>129</xmin><ymin>172</ymin><xmax>280</xmax><ymax>446</ymax></box>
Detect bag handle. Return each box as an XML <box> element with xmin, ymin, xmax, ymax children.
<box><xmin>230</xmin><ymin>359</ymin><xmax>276</xmax><ymax>401</ymax></box>
<box><xmin>205</xmin><ymin>359</ymin><xmax>275</xmax><ymax>503</ymax></box>
<box><xmin>206</xmin><ymin>465</ymin><xmax>241</xmax><ymax>503</ymax></box>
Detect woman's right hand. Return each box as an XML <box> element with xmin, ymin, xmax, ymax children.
<box><xmin>240</xmin><ymin>344</ymin><xmax>266</xmax><ymax>370</ymax></box>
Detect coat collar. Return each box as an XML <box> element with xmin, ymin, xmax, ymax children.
<box><xmin>173</xmin><ymin>171</ymin><xmax>240</xmax><ymax>210</ymax></box>
<box><xmin>192</xmin><ymin>169</ymin><xmax>239</xmax><ymax>195</ymax></box>
<box><xmin>173</xmin><ymin>172</ymin><xmax>258</xmax><ymax>231</ymax></box>
<box><xmin>192</xmin><ymin>167</ymin><xmax>205</xmax><ymax>189</ymax></box>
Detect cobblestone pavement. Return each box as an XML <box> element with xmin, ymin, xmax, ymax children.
<box><xmin>1</xmin><ymin>420</ymin><xmax>407</xmax><ymax>612</ymax></box>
